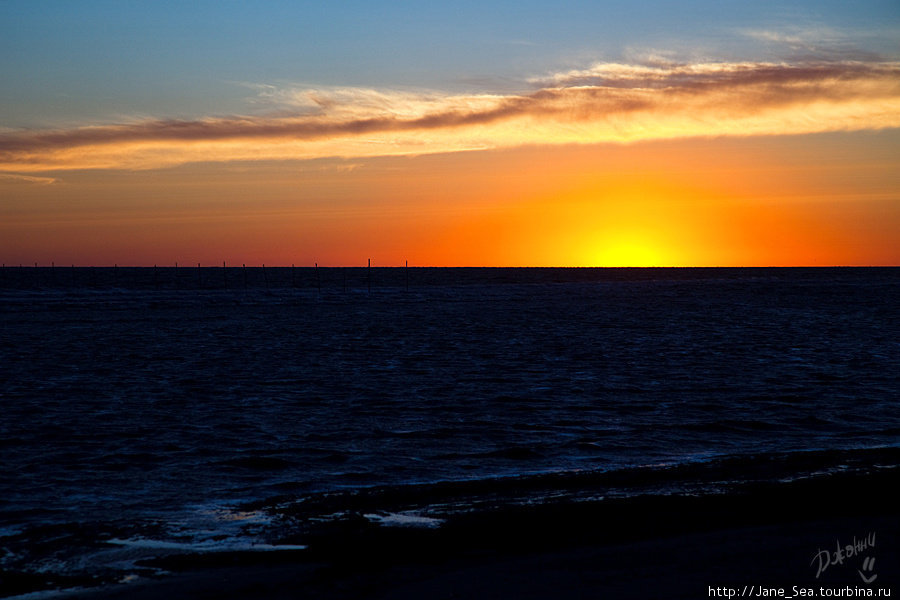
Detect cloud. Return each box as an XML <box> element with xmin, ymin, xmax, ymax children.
<box><xmin>529</xmin><ymin>59</ymin><xmax>899</xmax><ymax>89</ymax></box>
<box><xmin>738</xmin><ymin>26</ymin><xmax>892</xmax><ymax>64</ymax></box>
<box><xmin>0</xmin><ymin>172</ymin><xmax>58</xmax><ymax>184</ymax></box>
<box><xmin>741</xmin><ymin>25</ymin><xmax>848</xmax><ymax>47</ymax></box>
<box><xmin>1</xmin><ymin>59</ymin><xmax>898</xmax><ymax>172</ymax></box>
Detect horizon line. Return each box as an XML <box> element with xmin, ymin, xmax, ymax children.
<box><xmin>2</xmin><ymin>264</ymin><xmax>898</xmax><ymax>269</ymax></box>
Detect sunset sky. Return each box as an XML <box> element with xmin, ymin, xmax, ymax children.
<box><xmin>2</xmin><ymin>1</ymin><xmax>898</xmax><ymax>266</ymax></box>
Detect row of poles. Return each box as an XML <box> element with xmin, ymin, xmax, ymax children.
<box><xmin>0</xmin><ymin>259</ymin><xmax>412</xmax><ymax>292</ymax></box>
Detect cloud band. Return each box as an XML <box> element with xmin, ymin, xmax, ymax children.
<box><xmin>1</xmin><ymin>59</ymin><xmax>898</xmax><ymax>172</ymax></box>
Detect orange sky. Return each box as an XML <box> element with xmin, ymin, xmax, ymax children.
<box><xmin>3</xmin><ymin>4</ymin><xmax>900</xmax><ymax>268</ymax></box>
<box><xmin>2</xmin><ymin>130</ymin><xmax>897</xmax><ymax>267</ymax></box>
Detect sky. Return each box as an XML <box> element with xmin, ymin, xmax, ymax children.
<box><xmin>1</xmin><ymin>1</ymin><xmax>899</xmax><ymax>266</ymax></box>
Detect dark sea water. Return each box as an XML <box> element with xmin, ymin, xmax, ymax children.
<box><xmin>1</xmin><ymin>267</ymin><xmax>899</xmax><ymax>594</ymax></box>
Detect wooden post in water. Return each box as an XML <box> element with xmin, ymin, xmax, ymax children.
<box><xmin>174</xmin><ymin>262</ymin><xmax>179</xmax><ymax>289</ymax></box>
<box><xmin>262</xmin><ymin>264</ymin><xmax>269</xmax><ymax>289</ymax></box>
<box><xmin>222</xmin><ymin>261</ymin><xmax>227</xmax><ymax>289</ymax></box>
<box><xmin>243</xmin><ymin>264</ymin><xmax>248</xmax><ymax>289</ymax></box>
<box><xmin>114</xmin><ymin>263</ymin><xmax>118</xmax><ymax>287</ymax></box>
<box><xmin>291</xmin><ymin>264</ymin><xmax>295</xmax><ymax>288</ymax></box>
<box><xmin>154</xmin><ymin>264</ymin><xmax>159</xmax><ymax>289</ymax></box>
<box><xmin>315</xmin><ymin>262</ymin><xmax>320</xmax><ymax>295</ymax></box>
<box><xmin>367</xmin><ymin>258</ymin><xmax>371</xmax><ymax>293</ymax></box>
<box><xmin>197</xmin><ymin>263</ymin><xmax>202</xmax><ymax>288</ymax></box>
<box><xmin>405</xmin><ymin>260</ymin><xmax>408</xmax><ymax>292</ymax></box>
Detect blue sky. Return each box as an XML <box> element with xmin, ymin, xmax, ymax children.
<box><xmin>3</xmin><ymin>0</ymin><xmax>898</xmax><ymax>127</ymax></box>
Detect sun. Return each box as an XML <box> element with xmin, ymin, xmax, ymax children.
<box><xmin>592</xmin><ymin>232</ymin><xmax>667</xmax><ymax>267</ymax></box>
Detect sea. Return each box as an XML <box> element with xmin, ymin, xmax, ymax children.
<box><xmin>1</xmin><ymin>267</ymin><xmax>898</xmax><ymax>595</ymax></box>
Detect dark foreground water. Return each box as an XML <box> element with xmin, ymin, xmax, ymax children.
<box><xmin>1</xmin><ymin>267</ymin><xmax>898</xmax><ymax>595</ymax></box>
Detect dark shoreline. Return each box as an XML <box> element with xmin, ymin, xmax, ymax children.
<box><xmin>16</xmin><ymin>468</ymin><xmax>896</xmax><ymax>600</ymax></box>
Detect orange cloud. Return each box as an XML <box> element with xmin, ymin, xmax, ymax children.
<box><xmin>0</xmin><ymin>172</ymin><xmax>57</xmax><ymax>184</ymax></box>
<box><xmin>1</xmin><ymin>60</ymin><xmax>898</xmax><ymax>172</ymax></box>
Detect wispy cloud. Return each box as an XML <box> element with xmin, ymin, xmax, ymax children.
<box><xmin>741</xmin><ymin>25</ymin><xmax>848</xmax><ymax>46</ymax></box>
<box><xmin>2</xmin><ymin>59</ymin><xmax>898</xmax><ymax>172</ymax></box>
<box><xmin>529</xmin><ymin>58</ymin><xmax>899</xmax><ymax>88</ymax></box>
<box><xmin>0</xmin><ymin>172</ymin><xmax>58</xmax><ymax>184</ymax></box>
<box><xmin>737</xmin><ymin>25</ymin><xmax>894</xmax><ymax>62</ymax></box>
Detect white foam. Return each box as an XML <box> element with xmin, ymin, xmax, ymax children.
<box><xmin>3</xmin><ymin>587</ymin><xmax>89</xmax><ymax>600</ymax></box>
<box><xmin>107</xmin><ymin>538</ymin><xmax>307</xmax><ymax>552</ymax></box>
<box><xmin>364</xmin><ymin>512</ymin><xmax>443</xmax><ymax>528</ymax></box>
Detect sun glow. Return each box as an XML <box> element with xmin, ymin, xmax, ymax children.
<box><xmin>593</xmin><ymin>232</ymin><xmax>667</xmax><ymax>267</ymax></box>
<box><xmin>556</xmin><ymin>178</ymin><xmax>705</xmax><ymax>267</ymax></box>
<box><xmin>3</xmin><ymin>135</ymin><xmax>898</xmax><ymax>267</ymax></box>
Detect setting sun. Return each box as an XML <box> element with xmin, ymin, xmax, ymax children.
<box><xmin>593</xmin><ymin>233</ymin><xmax>667</xmax><ymax>267</ymax></box>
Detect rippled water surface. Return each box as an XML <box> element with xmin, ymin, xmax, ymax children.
<box><xmin>1</xmin><ymin>267</ymin><xmax>898</xmax><ymax>584</ymax></box>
